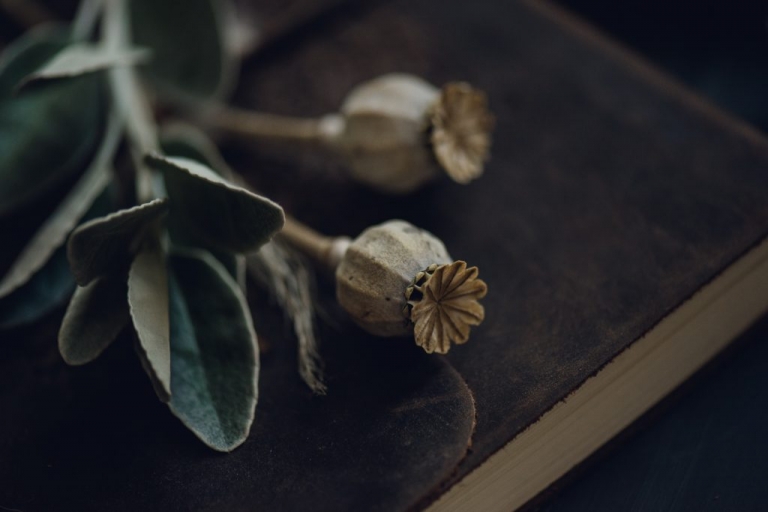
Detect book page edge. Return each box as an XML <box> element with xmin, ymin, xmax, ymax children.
<box><xmin>429</xmin><ymin>235</ymin><xmax>768</xmax><ymax>511</ymax></box>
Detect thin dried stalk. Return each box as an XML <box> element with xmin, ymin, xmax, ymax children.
<box><xmin>279</xmin><ymin>216</ymin><xmax>350</xmax><ymax>274</ymax></box>
<box><xmin>247</xmin><ymin>239</ymin><xmax>326</xmax><ymax>394</ymax></box>
<box><xmin>206</xmin><ymin>106</ymin><xmax>340</xmax><ymax>143</ymax></box>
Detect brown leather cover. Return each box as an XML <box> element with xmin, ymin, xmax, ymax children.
<box><xmin>2</xmin><ymin>0</ymin><xmax>768</xmax><ymax>510</ymax></box>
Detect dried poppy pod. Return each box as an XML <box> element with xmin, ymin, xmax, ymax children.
<box><xmin>325</xmin><ymin>74</ymin><xmax>494</xmax><ymax>193</ymax></box>
<box><xmin>207</xmin><ymin>74</ymin><xmax>494</xmax><ymax>194</ymax></box>
<box><xmin>280</xmin><ymin>218</ymin><xmax>487</xmax><ymax>354</ymax></box>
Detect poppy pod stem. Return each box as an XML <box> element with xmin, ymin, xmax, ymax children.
<box><xmin>206</xmin><ymin>106</ymin><xmax>342</xmax><ymax>144</ymax></box>
<box><xmin>278</xmin><ymin>217</ymin><xmax>351</xmax><ymax>274</ymax></box>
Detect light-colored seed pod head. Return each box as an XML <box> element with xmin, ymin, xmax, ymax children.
<box><xmin>326</xmin><ymin>74</ymin><xmax>494</xmax><ymax>194</ymax></box>
<box><xmin>336</xmin><ymin>220</ymin><xmax>451</xmax><ymax>336</ymax></box>
<box><xmin>336</xmin><ymin>220</ymin><xmax>488</xmax><ymax>354</ymax></box>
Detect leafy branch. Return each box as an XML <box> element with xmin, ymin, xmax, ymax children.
<box><xmin>0</xmin><ymin>0</ymin><xmax>282</xmax><ymax>451</ymax></box>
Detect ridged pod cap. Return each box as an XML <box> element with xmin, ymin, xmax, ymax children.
<box><xmin>405</xmin><ymin>261</ymin><xmax>487</xmax><ymax>354</ymax></box>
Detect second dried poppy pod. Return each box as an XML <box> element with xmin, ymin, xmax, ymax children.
<box><xmin>335</xmin><ymin>220</ymin><xmax>487</xmax><ymax>353</ymax></box>
<box><xmin>208</xmin><ymin>73</ymin><xmax>494</xmax><ymax>194</ymax></box>
<box><xmin>324</xmin><ymin>74</ymin><xmax>495</xmax><ymax>194</ymax></box>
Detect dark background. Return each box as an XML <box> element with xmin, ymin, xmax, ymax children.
<box><xmin>559</xmin><ymin>0</ymin><xmax>768</xmax><ymax>132</ymax></box>
<box><xmin>544</xmin><ymin>1</ymin><xmax>768</xmax><ymax>510</ymax></box>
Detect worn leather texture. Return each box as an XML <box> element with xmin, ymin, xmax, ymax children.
<box><xmin>2</xmin><ymin>0</ymin><xmax>768</xmax><ymax>510</ymax></box>
<box><xmin>235</xmin><ymin>0</ymin><xmax>768</xmax><ymax>504</ymax></box>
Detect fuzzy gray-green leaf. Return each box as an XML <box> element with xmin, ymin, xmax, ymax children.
<box><xmin>129</xmin><ymin>0</ymin><xmax>237</xmax><ymax>101</ymax></box>
<box><xmin>0</xmin><ymin>188</ymin><xmax>113</xmax><ymax>330</ymax></box>
<box><xmin>129</xmin><ymin>246</ymin><xmax>171</xmax><ymax>401</ymax></box>
<box><xmin>0</xmin><ymin>109</ymin><xmax>122</xmax><ymax>299</ymax></box>
<box><xmin>0</xmin><ymin>25</ymin><xmax>69</xmax><ymax>97</ymax></box>
<box><xmin>19</xmin><ymin>43</ymin><xmax>150</xmax><ymax>88</ymax></box>
<box><xmin>0</xmin><ymin>31</ymin><xmax>105</xmax><ymax>217</ymax></box>
<box><xmin>168</xmin><ymin>248</ymin><xmax>258</xmax><ymax>452</ymax></box>
<box><xmin>59</xmin><ymin>276</ymin><xmax>129</xmax><ymax>365</ymax></box>
<box><xmin>147</xmin><ymin>154</ymin><xmax>284</xmax><ymax>253</ymax></box>
<box><xmin>160</xmin><ymin>122</ymin><xmax>234</xmax><ymax>180</ymax></box>
<box><xmin>67</xmin><ymin>198</ymin><xmax>169</xmax><ymax>286</ymax></box>
<box><xmin>0</xmin><ymin>245</ymin><xmax>74</xmax><ymax>330</ymax></box>
<box><xmin>159</xmin><ymin>123</ymin><xmax>243</xmax><ymax>285</ymax></box>
<box><xmin>0</xmin><ymin>166</ymin><xmax>110</xmax><ymax>298</ymax></box>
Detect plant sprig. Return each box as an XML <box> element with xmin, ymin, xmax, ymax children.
<box><xmin>0</xmin><ymin>0</ymin><xmax>283</xmax><ymax>451</ymax></box>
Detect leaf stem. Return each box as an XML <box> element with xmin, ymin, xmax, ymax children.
<box><xmin>72</xmin><ymin>0</ymin><xmax>104</xmax><ymax>40</ymax></box>
<box><xmin>104</xmin><ymin>0</ymin><xmax>157</xmax><ymax>203</ymax></box>
<box><xmin>206</xmin><ymin>105</ymin><xmax>343</xmax><ymax>145</ymax></box>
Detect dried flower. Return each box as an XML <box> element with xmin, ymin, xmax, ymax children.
<box><xmin>406</xmin><ymin>261</ymin><xmax>487</xmax><ymax>354</ymax></box>
<box><xmin>430</xmin><ymin>82</ymin><xmax>494</xmax><ymax>184</ymax></box>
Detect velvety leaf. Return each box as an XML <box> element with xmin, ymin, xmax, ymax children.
<box><xmin>128</xmin><ymin>246</ymin><xmax>171</xmax><ymax>401</ymax></box>
<box><xmin>20</xmin><ymin>43</ymin><xmax>150</xmax><ymax>88</ymax></box>
<box><xmin>159</xmin><ymin>123</ymin><xmax>234</xmax><ymax>245</ymax></box>
<box><xmin>0</xmin><ymin>109</ymin><xmax>123</xmax><ymax>299</ymax></box>
<box><xmin>159</xmin><ymin>123</ymin><xmax>243</xmax><ymax>285</ymax></box>
<box><xmin>0</xmin><ymin>245</ymin><xmax>74</xmax><ymax>330</ymax></box>
<box><xmin>67</xmin><ymin>198</ymin><xmax>169</xmax><ymax>286</ymax></box>
<box><xmin>0</xmin><ymin>32</ymin><xmax>105</xmax><ymax>217</ymax></box>
<box><xmin>58</xmin><ymin>276</ymin><xmax>129</xmax><ymax>365</ymax></box>
<box><xmin>0</xmin><ymin>25</ymin><xmax>69</xmax><ymax>98</ymax></box>
<box><xmin>129</xmin><ymin>0</ymin><xmax>237</xmax><ymax>101</ymax></box>
<box><xmin>167</xmin><ymin>248</ymin><xmax>258</xmax><ymax>452</ymax></box>
<box><xmin>0</xmin><ymin>167</ymin><xmax>110</xmax><ymax>298</ymax></box>
<box><xmin>0</xmin><ymin>189</ymin><xmax>113</xmax><ymax>330</ymax></box>
<box><xmin>147</xmin><ymin>154</ymin><xmax>284</xmax><ymax>254</ymax></box>
<box><xmin>160</xmin><ymin>122</ymin><xmax>234</xmax><ymax>180</ymax></box>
